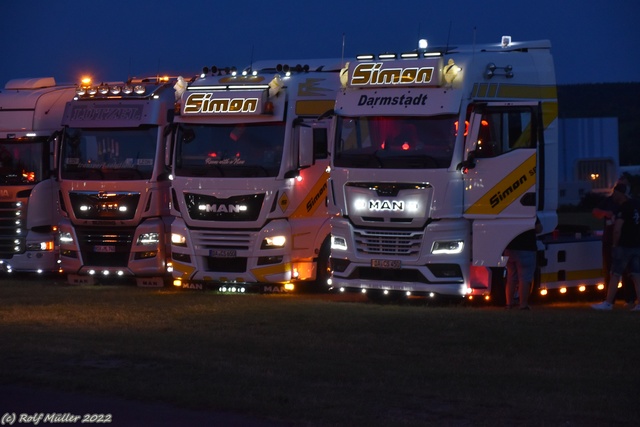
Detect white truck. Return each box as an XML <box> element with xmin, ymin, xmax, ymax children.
<box><xmin>169</xmin><ymin>61</ymin><xmax>342</xmax><ymax>292</ymax></box>
<box><xmin>0</xmin><ymin>77</ymin><xmax>76</xmax><ymax>274</ymax></box>
<box><xmin>328</xmin><ymin>38</ymin><xmax>603</xmax><ymax>302</ymax></box>
<box><xmin>57</xmin><ymin>76</ymin><xmax>175</xmax><ymax>286</ymax></box>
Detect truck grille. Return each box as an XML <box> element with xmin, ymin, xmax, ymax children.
<box><xmin>0</xmin><ymin>201</ymin><xmax>24</xmax><ymax>257</ymax></box>
<box><xmin>193</xmin><ymin>230</ymin><xmax>254</xmax><ymax>273</ymax></box>
<box><xmin>192</xmin><ymin>230</ymin><xmax>254</xmax><ymax>250</ymax></box>
<box><xmin>354</xmin><ymin>229</ymin><xmax>423</xmax><ymax>256</ymax></box>
<box><xmin>75</xmin><ymin>227</ymin><xmax>135</xmax><ymax>266</ymax></box>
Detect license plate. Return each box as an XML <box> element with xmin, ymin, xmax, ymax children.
<box><xmin>371</xmin><ymin>259</ymin><xmax>401</xmax><ymax>269</ymax></box>
<box><xmin>94</xmin><ymin>245</ymin><xmax>116</xmax><ymax>253</ymax></box>
<box><xmin>210</xmin><ymin>249</ymin><xmax>237</xmax><ymax>258</ymax></box>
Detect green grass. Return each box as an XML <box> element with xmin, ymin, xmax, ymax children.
<box><xmin>1</xmin><ymin>277</ymin><xmax>639</xmax><ymax>426</ymax></box>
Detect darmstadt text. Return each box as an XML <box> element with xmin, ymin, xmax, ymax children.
<box><xmin>358</xmin><ymin>94</ymin><xmax>428</xmax><ymax>106</ymax></box>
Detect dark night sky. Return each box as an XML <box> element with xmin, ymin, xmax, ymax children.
<box><xmin>1</xmin><ymin>0</ymin><xmax>638</xmax><ymax>86</ymax></box>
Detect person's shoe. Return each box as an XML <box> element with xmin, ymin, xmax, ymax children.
<box><xmin>591</xmin><ymin>301</ymin><xmax>613</xmax><ymax>311</ymax></box>
<box><xmin>631</xmin><ymin>304</ymin><xmax>640</xmax><ymax>312</ymax></box>
<box><xmin>623</xmin><ymin>301</ymin><xmax>635</xmax><ymax>309</ymax></box>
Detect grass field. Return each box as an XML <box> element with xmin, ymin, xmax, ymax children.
<box><xmin>1</xmin><ymin>276</ymin><xmax>639</xmax><ymax>426</ymax></box>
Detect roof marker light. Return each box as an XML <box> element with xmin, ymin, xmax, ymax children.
<box><xmin>501</xmin><ymin>35</ymin><xmax>512</xmax><ymax>48</ymax></box>
<box><xmin>356</xmin><ymin>54</ymin><xmax>375</xmax><ymax>61</ymax></box>
<box><xmin>418</xmin><ymin>39</ymin><xmax>428</xmax><ymax>50</ymax></box>
<box><xmin>378</xmin><ymin>53</ymin><xmax>397</xmax><ymax>60</ymax></box>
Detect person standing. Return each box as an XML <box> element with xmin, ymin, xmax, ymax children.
<box><xmin>504</xmin><ymin>216</ymin><xmax>542</xmax><ymax>310</ymax></box>
<box><xmin>592</xmin><ymin>183</ymin><xmax>640</xmax><ymax>310</ymax></box>
<box><xmin>592</xmin><ymin>177</ymin><xmax>636</xmax><ymax>306</ymax></box>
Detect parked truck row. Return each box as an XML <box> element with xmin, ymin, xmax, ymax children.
<box><xmin>0</xmin><ymin>36</ymin><xmax>607</xmax><ymax>303</ymax></box>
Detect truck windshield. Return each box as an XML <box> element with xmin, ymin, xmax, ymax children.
<box><xmin>174</xmin><ymin>123</ymin><xmax>285</xmax><ymax>178</ymax></box>
<box><xmin>60</xmin><ymin>127</ymin><xmax>157</xmax><ymax>180</ymax></box>
<box><xmin>334</xmin><ymin>115</ymin><xmax>457</xmax><ymax>169</ymax></box>
<box><xmin>0</xmin><ymin>139</ymin><xmax>47</xmax><ymax>185</ymax></box>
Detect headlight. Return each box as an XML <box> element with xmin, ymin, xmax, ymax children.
<box><xmin>27</xmin><ymin>241</ymin><xmax>55</xmax><ymax>251</ymax></box>
<box><xmin>137</xmin><ymin>232</ymin><xmax>160</xmax><ymax>246</ymax></box>
<box><xmin>59</xmin><ymin>232</ymin><xmax>74</xmax><ymax>244</ymax></box>
<box><xmin>261</xmin><ymin>235</ymin><xmax>286</xmax><ymax>249</ymax></box>
<box><xmin>171</xmin><ymin>233</ymin><xmax>187</xmax><ymax>247</ymax></box>
<box><xmin>331</xmin><ymin>235</ymin><xmax>348</xmax><ymax>251</ymax></box>
<box><xmin>431</xmin><ymin>240</ymin><xmax>464</xmax><ymax>254</ymax></box>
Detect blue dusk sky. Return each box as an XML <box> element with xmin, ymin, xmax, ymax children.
<box><xmin>1</xmin><ymin>0</ymin><xmax>638</xmax><ymax>86</ymax></box>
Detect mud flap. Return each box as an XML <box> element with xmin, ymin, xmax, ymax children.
<box><xmin>136</xmin><ymin>277</ymin><xmax>165</xmax><ymax>288</ymax></box>
<box><xmin>67</xmin><ymin>274</ymin><xmax>96</xmax><ymax>285</ymax></box>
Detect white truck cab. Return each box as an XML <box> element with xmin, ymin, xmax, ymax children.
<box><xmin>0</xmin><ymin>77</ymin><xmax>75</xmax><ymax>274</ymax></box>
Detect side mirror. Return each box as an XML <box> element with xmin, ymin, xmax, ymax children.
<box><xmin>457</xmin><ymin>150</ymin><xmax>476</xmax><ymax>171</ymax></box>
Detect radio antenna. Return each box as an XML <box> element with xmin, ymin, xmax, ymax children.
<box><xmin>341</xmin><ymin>33</ymin><xmax>346</xmax><ymax>66</ymax></box>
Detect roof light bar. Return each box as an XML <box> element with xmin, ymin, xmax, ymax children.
<box><xmin>227</xmin><ymin>84</ymin><xmax>269</xmax><ymax>90</ymax></box>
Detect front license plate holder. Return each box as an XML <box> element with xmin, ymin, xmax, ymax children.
<box><xmin>210</xmin><ymin>249</ymin><xmax>237</xmax><ymax>258</ymax></box>
<box><xmin>371</xmin><ymin>259</ymin><xmax>401</xmax><ymax>269</ymax></box>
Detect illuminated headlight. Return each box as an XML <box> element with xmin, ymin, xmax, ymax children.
<box><xmin>261</xmin><ymin>235</ymin><xmax>286</xmax><ymax>249</ymax></box>
<box><xmin>122</xmin><ymin>85</ymin><xmax>133</xmax><ymax>94</ymax></box>
<box><xmin>171</xmin><ymin>233</ymin><xmax>187</xmax><ymax>247</ymax></box>
<box><xmin>331</xmin><ymin>236</ymin><xmax>348</xmax><ymax>251</ymax></box>
<box><xmin>134</xmin><ymin>85</ymin><xmax>145</xmax><ymax>94</ymax></box>
<box><xmin>59</xmin><ymin>232</ymin><xmax>74</xmax><ymax>244</ymax></box>
<box><xmin>110</xmin><ymin>85</ymin><xmax>122</xmax><ymax>95</ymax></box>
<box><xmin>431</xmin><ymin>240</ymin><xmax>464</xmax><ymax>254</ymax></box>
<box><xmin>137</xmin><ymin>232</ymin><xmax>160</xmax><ymax>246</ymax></box>
<box><xmin>26</xmin><ymin>241</ymin><xmax>54</xmax><ymax>251</ymax></box>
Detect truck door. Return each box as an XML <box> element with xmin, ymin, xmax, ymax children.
<box><xmin>462</xmin><ymin>102</ymin><xmax>542</xmax><ymax>266</ymax></box>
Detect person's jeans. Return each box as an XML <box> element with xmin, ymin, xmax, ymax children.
<box><xmin>504</xmin><ymin>249</ymin><xmax>536</xmax><ymax>307</ymax></box>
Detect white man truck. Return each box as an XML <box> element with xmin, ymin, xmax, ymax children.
<box><xmin>0</xmin><ymin>77</ymin><xmax>76</xmax><ymax>274</ymax></box>
<box><xmin>170</xmin><ymin>61</ymin><xmax>342</xmax><ymax>292</ymax></box>
<box><xmin>328</xmin><ymin>38</ymin><xmax>603</xmax><ymax>302</ymax></box>
<box><xmin>57</xmin><ymin>76</ymin><xmax>175</xmax><ymax>286</ymax></box>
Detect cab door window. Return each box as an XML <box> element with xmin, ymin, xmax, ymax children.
<box><xmin>475</xmin><ymin>108</ymin><xmax>538</xmax><ymax>158</ymax></box>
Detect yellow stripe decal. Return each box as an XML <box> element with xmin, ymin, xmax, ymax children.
<box><xmin>542</xmin><ymin>101</ymin><xmax>558</xmax><ymax>128</ymax></box>
<box><xmin>471</xmin><ymin>84</ymin><xmax>557</xmax><ymax>100</ymax></box>
<box><xmin>172</xmin><ymin>260</ymin><xmax>196</xmax><ymax>278</ymax></box>
<box><xmin>251</xmin><ymin>263</ymin><xmax>292</xmax><ymax>282</ymax></box>
<box><xmin>465</xmin><ymin>153</ymin><xmax>537</xmax><ymax>215</ymax></box>
<box><xmin>295</xmin><ymin>100</ymin><xmax>335</xmax><ymax>116</ymax></box>
<box><xmin>290</xmin><ymin>170</ymin><xmax>330</xmax><ymax>219</ymax></box>
<box><xmin>540</xmin><ymin>268</ymin><xmax>603</xmax><ymax>284</ymax></box>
